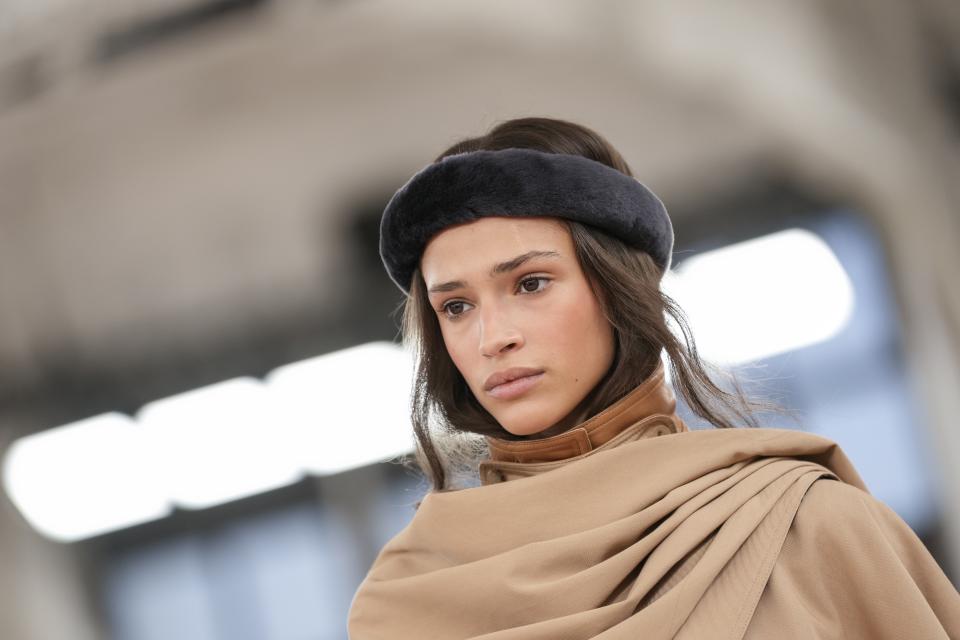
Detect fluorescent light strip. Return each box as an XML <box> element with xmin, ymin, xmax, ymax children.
<box><xmin>265</xmin><ymin>342</ymin><xmax>416</xmax><ymax>476</ymax></box>
<box><xmin>137</xmin><ymin>377</ymin><xmax>304</xmax><ymax>510</ymax></box>
<box><xmin>2</xmin><ymin>342</ymin><xmax>415</xmax><ymax>541</ymax></box>
<box><xmin>662</xmin><ymin>228</ymin><xmax>854</xmax><ymax>364</ymax></box>
<box><xmin>2</xmin><ymin>413</ymin><xmax>171</xmax><ymax>542</ymax></box>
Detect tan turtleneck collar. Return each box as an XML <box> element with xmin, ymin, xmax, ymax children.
<box><xmin>483</xmin><ymin>360</ymin><xmax>688</xmax><ymax>466</ymax></box>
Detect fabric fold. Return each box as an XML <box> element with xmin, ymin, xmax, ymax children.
<box><xmin>347</xmin><ymin>428</ymin><xmax>960</xmax><ymax>639</ymax></box>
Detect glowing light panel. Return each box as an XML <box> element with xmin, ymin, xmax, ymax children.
<box><xmin>662</xmin><ymin>228</ymin><xmax>854</xmax><ymax>364</ymax></box>
<box><xmin>2</xmin><ymin>413</ymin><xmax>170</xmax><ymax>542</ymax></box>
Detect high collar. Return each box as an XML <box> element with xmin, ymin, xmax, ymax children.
<box><xmin>483</xmin><ymin>360</ymin><xmax>687</xmax><ymax>465</ymax></box>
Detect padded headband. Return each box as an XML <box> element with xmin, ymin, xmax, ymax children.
<box><xmin>379</xmin><ymin>147</ymin><xmax>674</xmax><ymax>294</ymax></box>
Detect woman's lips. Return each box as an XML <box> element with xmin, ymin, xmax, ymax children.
<box><xmin>486</xmin><ymin>372</ymin><xmax>545</xmax><ymax>400</ymax></box>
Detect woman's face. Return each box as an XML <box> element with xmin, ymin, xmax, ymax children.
<box><xmin>420</xmin><ymin>216</ymin><xmax>616</xmax><ymax>437</ymax></box>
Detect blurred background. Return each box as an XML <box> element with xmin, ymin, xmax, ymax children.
<box><xmin>1</xmin><ymin>0</ymin><xmax>959</xmax><ymax>638</ymax></box>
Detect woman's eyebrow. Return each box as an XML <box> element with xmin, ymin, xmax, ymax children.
<box><xmin>427</xmin><ymin>250</ymin><xmax>561</xmax><ymax>294</ymax></box>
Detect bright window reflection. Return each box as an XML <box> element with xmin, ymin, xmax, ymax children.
<box><xmin>2</xmin><ymin>342</ymin><xmax>415</xmax><ymax>541</ymax></box>
<box><xmin>266</xmin><ymin>342</ymin><xmax>416</xmax><ymax>475</ymax></box>
<box><xmin>663</xmin><ymin>228</ymin><xmax>855</xmax><ymax>365</ymax></box>
<box><xmin>2</xmin><ymin>413</ymin><xmax>170</xmax><ymax>542</ymax></box>
<box><xmin>137</xmin><ymin>378</ymin><xmax>303</xmax><ymax>510</ymax></box>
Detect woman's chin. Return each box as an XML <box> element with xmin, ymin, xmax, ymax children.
<box><xmin>501</xmin><ymin>423</ymin><xmax>549</xmax><ymax>438</ymax></box>
<box><xmin>494</xmin><ymin>404</ymin><xmax>566</xmax><ymax>438</ymax></box>
<box><xmin>487</xmin><ymin>386</ymin><xmax>593</xmax><ymax>438</ymax></box>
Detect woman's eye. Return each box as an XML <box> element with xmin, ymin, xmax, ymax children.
<box><xmin>441</xmin><ymin>300</ymin><xmax>471</xmax><ymax>318</ymax></box>
<box><xmin>439</xmin><ymin>278</ymin><xmax>548</xmax><ymax>320</ymax></box>
<box><xmin>518</xmin><ymin>276</ymin><xmax>549</xmax><ymax>294</ymax></box>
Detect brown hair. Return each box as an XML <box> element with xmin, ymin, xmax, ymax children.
<box><xmin>399</xmin><ymin>116</ymin><xmax>794</xmax><ymax>492</ymax></box>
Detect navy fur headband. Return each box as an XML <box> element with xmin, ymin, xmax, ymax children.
<box><xmin>379</xmin><ymin>147</ymin><xmax>674</xmax><ymax>294</ymax></box>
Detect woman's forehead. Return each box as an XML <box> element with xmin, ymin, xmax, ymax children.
<box><xmin>420</xmin><ymin>216</ymin><xmax>572</xmax><ymax>281</ymax></box>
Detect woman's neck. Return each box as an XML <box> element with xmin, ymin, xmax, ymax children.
<box><xmin>485</xmin><ymin>360</ymin><xmax>686</xmax><ymax>464</ymax></box>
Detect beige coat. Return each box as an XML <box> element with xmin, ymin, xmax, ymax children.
<box><xmin>348</xmin><ymin>363</ymin><xmax>960</xmax><ymax>638</ymax></box>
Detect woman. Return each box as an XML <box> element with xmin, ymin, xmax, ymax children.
<box><xmin>347</xmin><ymin>117</ymin><xmax>960</xmax><ymax>638</ymax></box>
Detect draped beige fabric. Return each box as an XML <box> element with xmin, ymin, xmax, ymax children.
<box><xmin>348</xmin><ymin>382</ymin><xmax>960</xmax><ymax>639</ymax></box>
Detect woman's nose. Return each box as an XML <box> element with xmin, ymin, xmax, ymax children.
<box><xmin>479</xmin><ymin>307</ymin><xmax>524</xmax><ymax>358</ymax></box>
